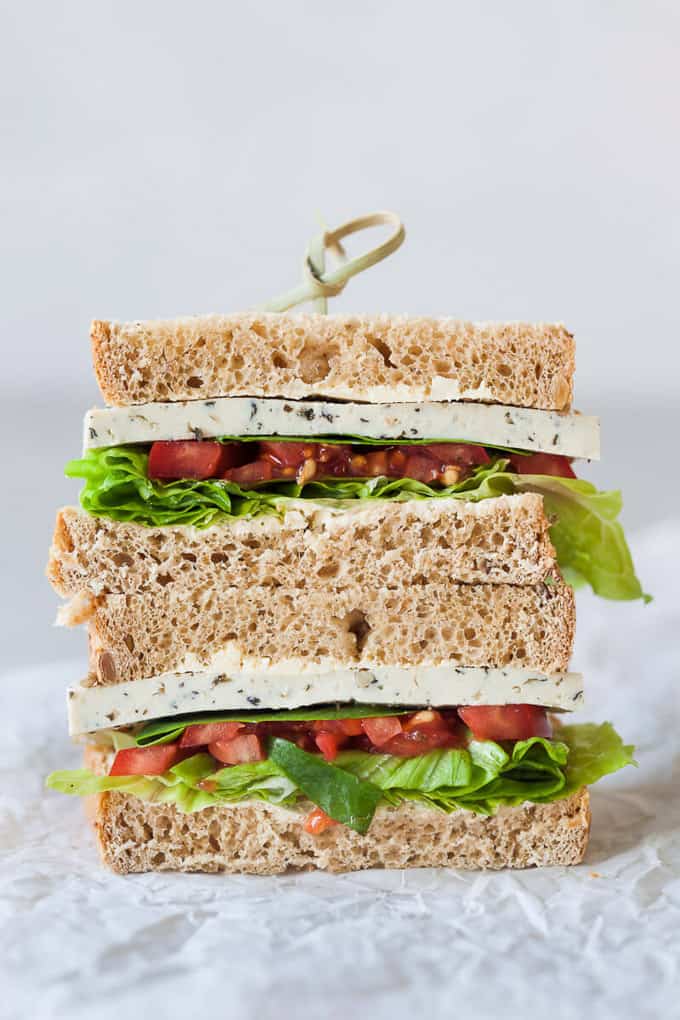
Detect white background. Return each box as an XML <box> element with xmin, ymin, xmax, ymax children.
<box><xmin>1</xmin><ymin>3</ymin><xmax>679</xmax><ymax>1018</ymax></box>
<box><xmin>2</xmin><ymin>1</ymin><xmax>679</xmax><ymax>666</ymax></box>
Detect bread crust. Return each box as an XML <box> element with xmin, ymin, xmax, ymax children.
<box><xmin>48</xmin><ymin>494</ymin><xmax>558</xmax><ymax>598</ymax></box>
<box><xmin>89</xmin><ymin>786</ymin><xmax>591</xmax><ymax>875</ymax></box>
<box><xmin>91</xmin><ymin>314</ymin><xmax>575</xmax><ymax>411</ymax></box>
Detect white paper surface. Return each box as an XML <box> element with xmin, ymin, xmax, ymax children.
<box><xmin>1</xmin><ymin>524</ymin><xmax>679</xmax><ymax>1020</ymax></box>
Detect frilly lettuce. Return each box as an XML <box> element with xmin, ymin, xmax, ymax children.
<box><xmin>65</xmin><ymin>447</ymin><xmax>510</xmax><ymax>528</ymax></box>
<box><xmin>65</xmin><ymin>446</ymin><xmax>646</xmax><ymax>600</ymax></box>
<box><xmin>504</xmin><ymin>475</ymin><xmax>650</xmax><ymax>602</ymax></box>
<box><xmin>46</xmin><ymin>722</ymin><xmax>635</xmax><ymax>825</ymax></box>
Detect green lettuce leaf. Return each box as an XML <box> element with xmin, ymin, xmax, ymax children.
<box><xmin>208</xmin><ymin>758</ymin><xmax>298</xmax><ymax>804</ymax></box>
<box><xmin>269</xmin><ymin>738</ymin><xmax>383</xmax><ymax>833</ymax></box>
<box><xmin>558</xmin><ymin>721</ymin><xmax>636</xmax><ymax>795</ymax></box>
<box><xmin>46</xmin><ymin>722</ymin><xmax>635</xmax><ymax>821</ymax></box>
<box><xmin>46</xmin><ymin>753</ymin><xmax>221</xmax><ymax>813</ymax></box>
<box><xmin>64</xmin><ymin>447</ymin><xmax>511</xmax><ymax>528</ymax></box>
<box><xmin>335</xmin><ymin>735</ymin><xmax>570</xmax><ymax>814</ymax></box>
<box><xmin>65</xmin><ymin>446</ymin><xmax>283</xmax><ymax>529</ymax></box>
<box><xmin>65</xmin><ymin>447</ymin><xmax>645</xmax><ymax>601</ymax></box>
<box><xmin>509</xmin><ymin>475</ymin><xmax>650</xmax><ymax>602</ymax></box>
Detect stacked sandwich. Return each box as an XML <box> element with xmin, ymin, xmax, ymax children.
<box><xmin>47</xmin><ymin>313</ymin><xmax>639</xmax><ymax>873</ymax></box>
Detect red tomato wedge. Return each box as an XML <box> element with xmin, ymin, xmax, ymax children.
<box><xmin>208</xmin><ymin>734</ymin><xmax>266</xmax><ymax>765</ymax></box>
<box><xmin>377</xmin><ymin>710</ymin><xmax>464</xmax><ymax>756</ymax></box>
<box><xmin>508</xmin><ymin>452</ymin><xmax>576</xmax><ymax>479</ymax></box>
<box><xmin>304</xmin><ymin>807</ymin><xmax>338</xmax><ymax>835</ymax></box>
<box><xmin>311</xmin><ymin>718</ymin><xmax>364</xmax><ymax>737</ymax></box>
<box><xmin>396</xmin><ymin>453</ymin><xmax>439</xmax><ymax>484</ymax></box>
<box><xmin>418</xmin><ymin>444</ymin><xmax>490</xmax><ymax>467</ymax></box>
<box><xmin>148</xmin><ymin>441</ymin><xmax>242</xmax><ymax>480</ymax></box>
<box><xmin>457</xmin><ymin>705</ymin><xmax>552</xmax><ymax>741</ymax></box>
<box><xmin>380</xmin><ymin>729</ymin><xmax>460</xmax><ymax>757</ymax></box>
<box><xmin>179</xmin><ymin>722</ymin><xmax>244</xmax><ymax>747</ymax></box>
<box><xmin>314</xmin><ymin>731</ymin><xmax>344</xmax><ymax>761</ymax></box>
<box><xmin>259</xmin><ymin>441</ymin><xmax>312</xmax><ymax>467</ymax></box>
<box><xmin>361</xmin><ymin>716</ymin><xmax>403</xmax><ymax>746</ymax></box>
<box><xmin>223</xmin><ymin>460</ymin><xmax>273</xmax><ymax>485</ymax></box>
<box><xmin>109</xmin><ymin>743</ymin><xmax>185</xmax><ymax>776</ymax></box>
<box><xmin>362</xmin><ymin>450</ymin><xmax>389</xmax><ymax>477</ymax></box>
<box><xmin>151</xmin><ymin>439</ymin><xmax>493</xmax><ymax>486</ymax></box>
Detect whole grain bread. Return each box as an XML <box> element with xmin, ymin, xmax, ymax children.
<box><xmin>48</xmin><ymin>494</ymin><xmax>558</xmax><ymax>598</ymax></box>
<box><xmin>76</xmin><ymin>579</ymin><xmax>575</xmax><ymax>684</ymax></box>
<box><xmin>89</xmin><ymin>786</ymin><xmax>590</xmax><ymax>874</ymax></box>
<box><xmin>91</xmin><ymin>314</ymin><xmax>575</xmax><ymax>410</ymax></box>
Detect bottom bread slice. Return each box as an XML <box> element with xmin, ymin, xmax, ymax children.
<box><xmin>89</xmin><ymin>788</ymin><xmax>591</xmax><ymax>875</ymax></box>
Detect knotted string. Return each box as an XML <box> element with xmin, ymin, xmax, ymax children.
<box><xmin>260</xmin><ymin>210</ymin><xmax>405</xmax><ymax>313</ymax></box>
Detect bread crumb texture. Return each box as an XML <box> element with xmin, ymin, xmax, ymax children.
<box><xmin>91</xmin><ymin>314</ymin><xmax>575</xmax><ymax>410</ymax></box>
<box><xmin>92</xmin><ymin>788</ymin><xmax>591</xmax><ymax>874</ymax></box>
<box><xmin>80</xmin><ymin>576</ymin><xmax>574</xmax><ymax>684</ymax></box>
<box><xmin>48</xmin><ymin>494</ymin><xmax>557</xmax><ymax>597</ymax></box>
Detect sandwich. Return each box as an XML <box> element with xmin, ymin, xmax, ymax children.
<box><xmin>46</xmin><ymin>311</ymin><xmax>639</xmax><ymax>874</ymax></box>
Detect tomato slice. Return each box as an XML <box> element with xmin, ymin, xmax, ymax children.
<box><xmin>214</xmin><ymin>443</ymin><xmax>246</xmax><ymax>470</ymax></box>
<box><xmin>148</xmin><ymin>441</ymin><xmax>241</xmax><ymax>480</ymax></box>
<box><xmin>379</xmin><ymin>729</ymin><xmax>460</xmax><ymax>757</ymax></box>
<box><xmin>208</xmin><ymin>734</ymin><xmax>266</xmax><ymax>765</ymax></box>
<box><xmin>109</xmin><ymin>743</ymin><xmax>185</xmax><ymax>776</ymax></box>
<box><xmin>148</xmin><ymin>439</ymin><xmax>494</xmax><ymax>486</ymax></box>
<box><xmin>311</xmin><ymin>718</ymin><xmax>364</xmax><ymax>737</ymax></box>
<box><xmin>259</xmin><ymin>442</ymin><xmax>311</xmax><ymax>467</ymax></box>
<box><xmin>314</xmin><ymin>731</ymin><xmax>344</xmax><ymax>761</ymax></box>
<box><xmin>320</xmin><ymin>444</ymin><xmax>356</xmax><ymax>470</ymax></box>
<box><xmin>361</xmin><ymin>716</ymin><xmax>403</xmax><ymax>746</ymax></box>
<box><xmin>418</xmin><ymin>443</ymin><xmax>490</xmax><ymax>467</ymax></box>
<box><xmin>223</xmin><ymin>460</ymin><xmax>274</xmax><ymax>485</ymax></box>
<box><xmin>400</xmin><ymin>453</ymin><xmax>440</xmax><ymax>484</ymax></box>
<box><xmin>340</xmin><ymin>718</ymin><xmax>368</xmax><ymax>736</ymax></box>
<box><xmin>304</xmin><ymin>807</ymin><xmax>338</xmax><ymax>835</ymax></box>
<box><xmin>457</xmin><ymin>705</ymin><xmax>552</xmax><ymax>741</ymax></box>
<box><xmin>179</xmin><ymin>721</ymin><xmax>244</xmax><ymax>748</ymax></box>
<box><xmin>167</xmin><ymin>705</ymin><xmax>555</xmax><ymax>773</ymax></box>
<box><xmin>508</xmin><ymin>452</ymin><xmax>576</xmax><ymax>479</ymax></box>
<box><xmin>362</xmin><ymin>450</ymin><xmax>389</xmax><ymax>477</ymax></box>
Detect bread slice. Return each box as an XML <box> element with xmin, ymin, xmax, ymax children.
<box><xmin>91</xmin><ymin>314</ymin><xmax>575</xmax><ymax>410</ymax></box>
<box><xmin>48</xmin><ymin>494</ymin><xmax>558</xmax><ymax>598</ymax></box>
<box><xmin>77</xmin><ymin>579</ymin><xmax>575</xmax><ymax>684</ymax></box>
<box><xmin>90</xmin><ymin>787</ymin><xmax>590</xmax><ymax>874</ymax></box>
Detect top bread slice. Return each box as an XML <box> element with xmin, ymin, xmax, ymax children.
<box><xmin>91</xmin><ymin>314</ymin><xmax>575</xmax><ymax>410</ymax></box>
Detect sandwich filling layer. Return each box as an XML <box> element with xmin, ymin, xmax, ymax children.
<box><xmin>47</xmin><ymin>706</ymin><xmax>634</xmax><ymax>833</ymax></box>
